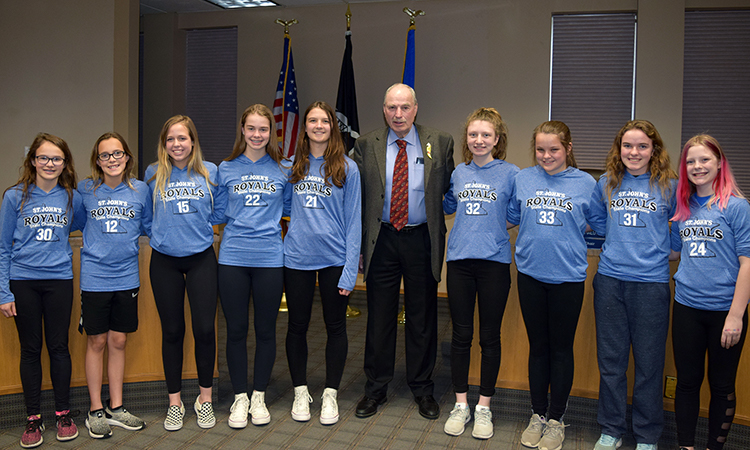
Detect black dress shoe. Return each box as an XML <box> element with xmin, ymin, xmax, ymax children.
<box><xmin>355</xmin><ymin>396</ymin><xmax>386</xmax><ymax>418</ymax></box>
<box><xmin>414</xmin><ymin>395</ymin><xmax>440</xmax><ymax>419</ymax></box>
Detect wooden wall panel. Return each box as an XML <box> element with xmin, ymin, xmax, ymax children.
<box><xmin>0</xmin><ymin>236</ymin><xmax>219</xmax><ymax>396</ymax></box>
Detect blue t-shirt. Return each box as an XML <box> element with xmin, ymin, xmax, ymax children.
<box><xmin>146</xmin><ymin>162</ymin><xmax>225</xmax><ymax>257</ymax></box>
<box><xmin>507</xmin><ymin>165</ymin><xmax>596</xmax><ymax>283</ymax></box>
<box><xmin>671</xmin><ymin>195</ymin><xmax>750</xmax><ymax>311</ymax></box>
<box><xmin>444</xmin><ymin>159</ymin><xmax>519</xmax><ymax>264</ymax></box>
<box><xmin>284</xmin><ymin>154</ymin><xmax>362</xmax><ymax>291</ymax></box>
<box><xmin>217</xmin><ymin>153</ymin><xmax>291</xmax><ymax>268</ymax></box>
<box><xmin>78</xmin><ymin>178</ymin><xmax>152</xmax><ymax>291</ymax></box>
<box><xmin>589</xmin><ymin>172</ymin><xmax>676</xmax><ymax>283</ymax></box>
<box><xmin>0</xmin><ymin>184</ymin><xmax>85</xmax><ymax>304</ymax></box>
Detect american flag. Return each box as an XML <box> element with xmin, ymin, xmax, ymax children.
<box><xmin>273</xmin><ymin>32</ymin><xmax>299</xmax><ymax>158</ymax></box>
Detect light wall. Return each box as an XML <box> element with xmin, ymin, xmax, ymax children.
<box><xmin>0</xmin><ymin>0</ymin><xmax>138</xmax><ymax>191</ymax></box>
<box><xmin>140</xmin><ymin>0</ymin><xmax>750</xmax><ymax>171</ymax></box>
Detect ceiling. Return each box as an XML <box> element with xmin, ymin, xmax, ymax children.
<box><xmin>140</xmin><ymin>0</ymin><xmax>395</xmax><ymax>15</ymax></box>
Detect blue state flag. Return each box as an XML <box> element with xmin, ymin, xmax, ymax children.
<box><xmin>402</xmin><ymin>24</ymin><xmax>415</xmax><ymax>88</ymax></box>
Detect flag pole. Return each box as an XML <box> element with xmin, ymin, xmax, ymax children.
<box><xmin>275</xmin><ymin>18</ymin><xmax>298</xmax><ymax>313</ymax></box>
<box><xmin>341</xmin><ymin>4</ymin><xmax>361</xmax><ymax>319</ymax></box>
<box><xmin>397</xmin><ymin>7</ymin><xmax>424</xmax><ymax>324</ymax></box>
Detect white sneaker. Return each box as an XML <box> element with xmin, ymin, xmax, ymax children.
<box><xmin>538</xmin><ymin>419</ymin><xmax>568</xmax><ymax>450</ymax></box>
<box><xmin>472</xmin><ymin>406</ymin><xmax>493</xmax><ymax>439</ymax></box>
<box><xmin>249</xmin><ymin>391</ymin><xmax>271</xmax><ymax>425</ymax></box>
<box><xmin>521</xmin><ymin>413</ymin><xmax>546</xmax><ymax>447</ymax></box>
<box><xmin>228</xmin><ymin>393</ymin><xmax>249</xmax><ymax>429</ymax></box>
<box><xmin>443</xmin><ymin>403</ymin><xmax>470</xmax><ymax>436</ymax></box>
<box><xmin>635</xmin><ymin>444</ymin><xmax>657</xmax><ymax>450</ymax></box>
<box><xmin>291</xmin><ymin>386</ymin><xmax>313</xmax><ymax>422</ymax></box>
<box><xmin>320</xmin><ymin>388</ymin><xmax>339</xmax><ymax>425</ymax></box>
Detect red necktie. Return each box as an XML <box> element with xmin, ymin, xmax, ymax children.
<box><xmin>390</xmin><ymin>139</ymin><xmax>409</xmax><ymax>231</ymax></box>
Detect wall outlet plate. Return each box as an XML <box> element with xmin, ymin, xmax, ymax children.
<box><xmin>665</xmin><ymin>375</ymin><xmax>677</xmax><ymax>398</ymax></box>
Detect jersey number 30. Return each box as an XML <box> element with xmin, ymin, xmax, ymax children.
<box><xmin>35</xmin><ymin>228</ymin><xmax>53</xmax><ymax>241</ymax></box>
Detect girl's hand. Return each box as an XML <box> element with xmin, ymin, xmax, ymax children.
<box><xmin>339</xmin><ymin>289</ymin><xmax>351</xmax><ymax>296</ymax></box>
<box><xmin>0</xmin><ymin>301</ymin><xmax>17</xmax><ymax>318</ymax></box>
<box><xmin>721</xmin><ymin>314</ymin><xmax>743</xmax><ymax>349</ymax></box>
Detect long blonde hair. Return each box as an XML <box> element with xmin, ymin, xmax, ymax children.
<box><xmin>149</xmin><ymin>115</ymin><xmax>215</xmax><ymax>208</ymax></box>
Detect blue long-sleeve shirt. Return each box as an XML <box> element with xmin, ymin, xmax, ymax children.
<box><xmin>78</xmin><ymin>178</ymin><xmax>152</xmax><ymax>291</ymax></box>
<box><xmin>443</xmin><ymin>159</ymin><xmax>519</xmax><ymax>263</ymax></box>
<box><xmin>507</xmin><ymin>165</ymin><xmax>596</xmax><ymax>283</ymax></box>
<box><xmin>671</xmin><ymin>195</ymin><xmax>750</xmax><ymax>311</ymax></box>
<box><xmin>284</xmin><ymin>155</ymin><xmax>362</xmax><ymax>291</ymax></box>
<box><xmin>145</xmin><ymin>162</ymin><xmax>225</xmax><ymax>257</ymax></box>
<box><xmin>589</xmin><ymin>173</ymin><xmax>676</xmax><ymax>283</ymax></box>
<box><xmin>0</xmin><ymin>184</ymin><xmax>85</xmax><ymax>304</ymax></box>
<box><xmin>217</xmin><ymin>154</ymin><xmax>291</xmax><ymax>268</ymax></box>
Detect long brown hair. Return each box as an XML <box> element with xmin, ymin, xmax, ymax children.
<box><xmin>461</xmin><ymin>107</ymin><xmax>508</xmax><ymax>164</ymax></box>
<box><xmin>226</xmin><ymin>104</ymin><xmax>285</xmax><ymax>164</ymax></box>
<box><xmin>87</xmin><ymin>132</ymin><xmax>136</xmax><ymax>191</ymax></box>
<box><xmin>531</xmin><ymin>121</ymin><xmax>577</xmax><ymax>168</ymax></box>
<box><xmin>290</xmin><ymin>101</ymin><xmax>347</xmax><ymax>188</ymax></box>
<box><xmin>149</xmin><ymin>115</ymin><xmax>214</xmax><ymax>207</ymax></box>
<box><xmin>5</xmin><ymin>133</ymin><xmax>77</xmax><ymax>213</ymax></box>
<box><xmin>602</xmin><ymin>119</ymin><xmax>675</xmax><ymax>204</ymax></box>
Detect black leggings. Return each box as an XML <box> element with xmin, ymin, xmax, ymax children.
<box><xmin>517</xmin><ymin>271</ymin><xmax>585</xmax><ymax>421</ymax></box>
<box><xmin>672</xmin><ymin>301</ymin><xmax>748</xmax><ymax>450</ymax></box>
<box><xmin>285</xmin><ymin>266</ymin><xmax>349</xmax><ymax>389</ymax></box>
<box><xmin>11</xmin><ymin>279</ymin><xmax>73</xmax><ymax>416</ymax></box>
<box><xmin>447</xmin><ymin>259</ymin><xmax>510</xmax><ymax>397</ymax></box>
<box><xmin>150</xmin><ymin>247</ymin><xmax>218</xmax><ymax>393</ymax></box>
<box><xmin>219</xmin><ymin>264</ymin><xmax>282</xmax><ymax>394</ymax></box>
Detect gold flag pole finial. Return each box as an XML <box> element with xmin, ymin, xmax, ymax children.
<box><xmin>275</xmin><ymin>18</ymin><xmax>298</xmax><ymax>34</ymax></box>
<box><xmin>345</xmin><ymin>4</ymin><xmax>352</xmax><ymax>31</ymax></box>
<box><xmin>402</xmin><ymin>7</ymin><xmax>424</xmax><ymax>26</ymax></box>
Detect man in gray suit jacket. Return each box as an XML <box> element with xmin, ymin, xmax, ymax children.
<box><xmin>352</xmin><ymin>83</ymin><xmax>454</xmax><ymax>420</ymax></box>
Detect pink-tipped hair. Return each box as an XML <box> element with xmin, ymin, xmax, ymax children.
<box><xmin>672</xmin><ymin>134</ymin><xmax>744</xmax><ymax>222</ymax></box>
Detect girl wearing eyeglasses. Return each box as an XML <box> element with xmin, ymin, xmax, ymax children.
<box><xmin>77</xmin><ymin>132</ymin><xmax>152</xmax><ymax>439</ymax></box>
<box><xmin>0</xmin><ymin>133</ymin><xmax>84</xmax><ymax>448</ymax></box>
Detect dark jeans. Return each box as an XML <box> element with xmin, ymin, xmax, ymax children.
<box><xmin>673</xmin><ymin>301</ymin><xmax>748</xmax><ymax>450</ymax></box>
<box><xmin>150</xmin><ymin>247</ymin><xmax>218</xmax><ymax>393</ymax></box>
<box><xmin>285</xmin><ymin>266</ymin><xmax>348</xmax><ymax>389</ymax></box>
<box><xmin>11</xmin><ymin>279</ymin><xmax>73</xmax><ymax>416</ymax></box>
<box><xmin>364</xmin><ymin>223</ymin><xmax>437</xmax><ymax>399</ymax></box>
<box><xmin>219</xmin><ymin>264</ymin><xmax>282</xmax><ymax>393</ymax></box>
<box><xmin>517</xmin><ymin>272</ymin><xmax>585</xmax><ymax>421</ymax></box>
<box><xmin>447</xmin><ymin>259</ymin><xmax>510</xmax><ymax>397</ymax></box>
<box><xmin>594</xmin><ymin>273</ymin><xmax>670</xmax><ymax>445</ymax></box>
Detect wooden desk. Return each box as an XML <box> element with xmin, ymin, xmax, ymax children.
<box><xmin>0</xmin><ymin>236</ymin><xmax>218</xmax><ymax>396</ymax></box>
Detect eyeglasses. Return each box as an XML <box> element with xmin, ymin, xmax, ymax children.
<box><xmin>35</xmin><ymin>155</ymin><xmax>65</xmax><ymax>166</ymax></box>
<box><xmin>98</xmin><ymin>150</ymin><xmax>126</xmax><ymax>161</ymax></box>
